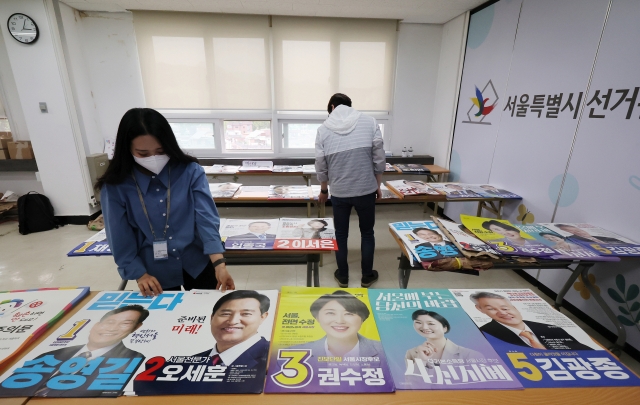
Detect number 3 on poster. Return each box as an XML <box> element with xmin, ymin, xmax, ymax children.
<box><xmin>270</xmin><ymin>349</ymin><xmax>313</xmax><ymax>388</ymax></box>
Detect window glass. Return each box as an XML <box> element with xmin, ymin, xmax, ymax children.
<box><xmin>224</xmin><ymin>121</ymin><xmax>271</xmax><ymax>150</ymax></box>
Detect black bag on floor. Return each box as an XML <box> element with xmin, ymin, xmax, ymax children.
<box><xmin>17</xmin><ymin>191</ymin><xmax>59</xmax><ymax>235</ymax></box>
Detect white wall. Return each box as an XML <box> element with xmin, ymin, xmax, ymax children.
<box><xmin>429</xmin><ymin>13</ymin><xmax>469</xmax><ymax>168</ymax></box>
<box><xmin>0</xmin><ymin>0</ymin><xmax>94</xmax><ymax>216</ymax></box>
<box><xmin>391</xmin><ymin>23</ymin><xmax>442</xmax><ymax>156</ymax></box>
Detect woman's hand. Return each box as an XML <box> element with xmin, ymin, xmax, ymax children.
<box><xmin>410</xmin><ymin>341</ymin><xmax>438</xmax><ymax>360</ymax></box>
<box><xmin>214</xmin><ymin>263</ymin><xmax>235</xmax><ymax>292</ymax></box>
<box><xmin>136</xmin><ymin>273</ymin><xmax>163</xmax><ymax>297</ymax></box>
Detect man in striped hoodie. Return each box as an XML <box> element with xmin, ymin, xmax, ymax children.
<box><xmin>315</xmin><ymin>93</ymin><xmax>386</xmax><ymax>288</ymax></box>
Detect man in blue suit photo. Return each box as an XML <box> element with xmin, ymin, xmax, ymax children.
<box><xmin>194</xmin><ymin>290</ymin><xmax>270</xmax><ymax>368</ymax></box>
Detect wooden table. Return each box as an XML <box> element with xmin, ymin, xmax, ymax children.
<box><xmin>23</xmin><ymin>382</ymin><xmax>640</xmax><ymax>404</ymax></box>
<box><xmin>384</xmin><ymin>164</ymin><xmax>450</xmax><ymax>182</ymax></box>
<box><xmin>388</xmin><ymin>227</ymin><xmax>633</xmax><ymax>355</ymax></box>
<box><xmin>0</xmin><ymin>292</ymin><xmax>96</xmax><ymax>405</ymax></box>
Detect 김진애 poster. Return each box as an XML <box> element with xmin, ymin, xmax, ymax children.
<box><xmin>265</xmin><ymin>287</ymin><xmax>395</xmax><ymax>393</ymax></box>
<box><xmin>449</xmin><ymin>289</ymin><xmax>640</xmax><ymax>388</ymax></box>
<box><xmin>370</xmin><ymin>289</ymin><xmax>521</xmax><ymax>390</ymax></box>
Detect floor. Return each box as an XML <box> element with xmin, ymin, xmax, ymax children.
<box><xmin>1</xmin><ymin>202</ymin><xmax>639</xmax><ymax>375</ymax></box>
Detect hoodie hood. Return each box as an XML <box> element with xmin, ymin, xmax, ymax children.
<box><xmin>323</xmin><ymin>105</ymin><xmax>361</xmax><ymax>135</ymax></box>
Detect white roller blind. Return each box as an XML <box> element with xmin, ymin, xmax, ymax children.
<box><xmin>0</xmin><ymin>95</ymin><xmax>6</xmax><ymax>119</ymax></box>
<box><xmin>133</xmin><ymin>11</ymin><xmax>271</xmax><ymax>109</ymax></box>
<box><xmin>273</xmin><ymin>16</ymin><xmax>397</xmax><ymax>111</ymax></box>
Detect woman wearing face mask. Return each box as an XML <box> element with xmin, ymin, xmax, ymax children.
<box><xmin>405</xmin><ymin>310</ymin><xmax>483</xmax><ymax>369</ymax></box>
<box><xmin>96</xmin><ymin>108</ymin><xmax>234</xmax><ymax>296</ymax></box>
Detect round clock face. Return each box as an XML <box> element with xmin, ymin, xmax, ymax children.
<box><xmin>7</xmin><ymin>13</ymin><xmax>39</xmax><ymax>44</ymax></box>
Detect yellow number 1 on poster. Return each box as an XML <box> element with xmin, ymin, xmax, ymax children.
<box><xmin>57</xmin><ymin>319</ymin><xmax>91</xmax><ymax>340</ymax></box>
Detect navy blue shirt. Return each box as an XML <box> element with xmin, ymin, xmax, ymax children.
<box><xmin>101</xmin><ymin>161</ymin><xmax>224</xmax><ymax>288</ymax></box>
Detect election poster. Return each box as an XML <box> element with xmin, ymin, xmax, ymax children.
<box><xmin>538</xmin><ymin>223</ymin><xmax>640</xmax><ymax>257</ymax></box>
<box><xmin>389</xmin><ymin>221</ymin><xmax>463</xmax><ymax>265</ymax></box>
<box><xmin>265</xmin><ymin>287</ymin><xmax>395</xmax><ymax>393</ymax></box>
<box><xmin>0</xmin><ymin>290</ymin><xmax>278</xmax><ymax>397</ymax></box>
<box><xmin>460</xmin><ymin>215</ymin><xmax>555</xmax><ymax>258</ymax></box>
<box><xmin>464</xmin><ymin>185</ymin><xmax>522</xmax><ymax>199</ymax></box>
<box><xmin>513</xmin><ymin>224</ymin><xmax>618</xmax><ymax>262</ymax></box>
<box><xmin>208</xmin><ymin>183</ymin><xmax>241</xmax><ymax>199</ymax></box>
<box><xmin>221</xmin><ymin>219</ymin><xmax>280</xmax><ymax>250</ymax></box>
<box><xmin>429</xmin><ymin>184</ymin><xmax>481</xmax><ymax>199</ymax></box>
<box><xmin>449</xmin><ymin>289</ymin><xmax>640</xmax><ymax>388</ymax></box>
<box><xmin>274</xmin><ymin>218</ymin><xmax>337</xmax><ymax>250</ymax></box>
<box><xmin>268</xmin><ymin>185</ymin><xmax>312</xmax><ymax>200</ymax></box>
<box><xmin>127</xmin><ymin>289</ymin><xmax>278</xmax><ymax>395</ymax></box>
<box><xmin>432</xmin><ymin>217</ymin><xmax>500</xmax><ymax>258</ymax></box>
<box><xmin>0</xmin><ymin>287</ymin><xmax>89</xmax><ymax>368</ymax></box>
<box><xmin>67</xmin><ymin>230</ymin><xmax>111</xmax><ymax>257</ymax></box>
<box><xmin>370</xmin><ymin>289</ymin><xmax>521</xmax><ymax>390</ymax></box>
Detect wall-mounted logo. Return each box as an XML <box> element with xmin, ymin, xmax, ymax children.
<box><xmin>462</xmin><ymin>80</ymin><xmax>498</xmax><ymax>125</ymax></box>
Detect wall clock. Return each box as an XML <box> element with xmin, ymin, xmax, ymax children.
<box><xmin>7</xmin><ymin>13</ymin><xmax>39</xmax><ymax>44</ymax></box>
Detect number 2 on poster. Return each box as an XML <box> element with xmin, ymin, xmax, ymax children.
<box><xmin>271</xmin><ymin>349</ymin><xmax>313</xmax><ymax>388</ymax></box>
<box><xmin>507</xmin><ymin>353</ymin><xmax>543</xmax><ymax>381</ymax></box>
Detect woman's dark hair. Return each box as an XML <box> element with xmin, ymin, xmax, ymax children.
<box><xmin>411</xmin><ymin>310</ymin><xmax>450</xmax><ymax>333</ymax></box>
<box><xmin>310</xmin><ymin>290</ymin><xmax>369</xmax><ymax>321</ymax></box>
<box><xmin>539</xmin><ymin>232</ymin><xmax>565</xmax><ymax>240</ymax></box>
<box><xmin>327</xmin><ymin>93</ymin><xmax>352</xmax><ymax>114</ymax></box>
<box><xmin>308</xmin><ymin>219</ymin><xmax>328</xmax><ymax>232</ymax></box>
<box><xmin>482</xmin><ymin>220</ymin><xmax>519</xmax><ymax>233</ymax></box>
<box><xmin>95</xmin><ymin>108</ymin><xmax>197</xmax><ymax>190</ymax></box>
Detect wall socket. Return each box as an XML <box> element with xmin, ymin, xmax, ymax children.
<box><xmin>39</xmin><ymin>102</ymin><xmax>48</xmax><ymax>113</ymax></box>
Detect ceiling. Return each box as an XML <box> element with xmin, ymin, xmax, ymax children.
<box><xmin>60</xmin><ymin>0</ymin><xmax>488</xmax><ymax>24</ymax></box>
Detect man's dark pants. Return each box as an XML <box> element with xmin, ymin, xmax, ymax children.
<box><xmin>331</xmin><ymin>191</ymin><xmax>376</xmax><ymax>278</ymax></box>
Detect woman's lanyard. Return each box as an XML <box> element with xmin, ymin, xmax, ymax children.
<box><xmin>132</xmin><ymin>167</ymin><xmax>171</xmax><ymax>260</ymax></box>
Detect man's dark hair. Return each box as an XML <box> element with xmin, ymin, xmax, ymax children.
<box><xmin>327</xmin><ymin>93</ymin><xmax>352</xmax><ymax>114</ymax></box>
<box><xmin>310</xmin><ymin>290</ymin><xmax>369</xmax><ymax>321</ymax></box>
<box><xmin>411</xmin><ymin>310</ymin><xmax>451</xmax><ymax>333</ymax></box>
<box><xmin>412</xmin><ymin>227</ymin><xmax>440</xmax><ymax>237</ymax></box>
<box><xmin>539</xmin><ymin>232</ymin><xmax>565</xmax><ymax>240</ymax></box>
<box><xmin>101</xmin><ymin>304</ymin><xmax>149</xmax><ymax>324</ymax></box>
<box><xmin>212</xmin><ymin>290</ymin><xmax>270</xmax><ymax>315</ymax></box>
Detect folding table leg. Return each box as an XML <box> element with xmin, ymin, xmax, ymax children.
<box><xmin>118</xmin><ymin>279</ymin><xmax>128</xmax><ymax>291</ymax></box>
<box><xmin>554</xmin><ymin>262</ymin><xmax>584</xmax><ymax>310</ymax></box>
<box><xmin>397</xmin><ymin>253</ymin><xmax>412</xmax><ymax>289</ymax></box>
<box><xmin>307</xmin><ymin>260</ymin><xmax>312</xmax><ymax>287</ymax></box>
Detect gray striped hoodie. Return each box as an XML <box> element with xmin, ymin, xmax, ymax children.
<box><xmin>315</xmin><ymin>105</ymin><xmax>386</xmax><ymax>198</ymax></box>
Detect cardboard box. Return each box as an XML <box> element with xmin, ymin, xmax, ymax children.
<box><xmin>7</xmin><ymin>141</ymin><xmax>35</xmax><ymax>160</ymax></box>
<box><xmin>0</xmin><ymin>149</ymin><xmax>9</xmax><ymax>160</ymax></box>
<box><xmin>0</xmin><ymin>132</ymin><xmax>12</xmax><ymax>150</ymax></box>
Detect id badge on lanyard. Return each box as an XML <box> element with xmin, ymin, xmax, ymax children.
<box><xmin>153</xmin><ymin>240</ymin><xmax>169</xmax><ymax>260</ymax></box>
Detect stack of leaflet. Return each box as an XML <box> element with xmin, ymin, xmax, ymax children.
<box><xmin>272</xmin><ymin>165</ymin><xmax>303</xmax><ymax>173</ymax></box>
<box><xmin>538</xmin><ymin>223</ymin><xmax>640</xmax><ymax>258</ymax></box>
<box><xmin>389</xmin><ymin>221</ymin><xmax>464</xmax><ymax>268</ymax></box>
<box><xmin>395</xmin><ymin>164</ymin><xmax>430</xmax><ymax>174</ymax></box>
<box><xmin>232</xmin><ymin>186</ymin><xmax>270</xmax><ymax>199</ymax></box>
<box><xmin>209</xmin><ymin>182</ymin><xmax>241</xmax><ymax>198</ymax></box>
<box><xmin>274</xmin><ymin>217</ymin><xmax>337</xmax><ymax>250</ymax></box>
<box><xmin>238</xmin><ymin>160</ymin><xmax>273</xmax><ymax>172</ymax></box>
<box><xmin>267</xmin><ymin>185</ymin><xmax>312</xmax><ymax>200</ymax></box>
<box><xmin>203</xmin><ymin>165</ymin><xmax>240</xmax><ymax>174</ymax></box>
<box><xmin>311</xmin><ymin>185</ymin><xmax>331</xmax><ymax>200</ymax></box>
<box><xmin>0</xmin><ymin>287</ymin><xmax>89</xmax><ymax>368</ymax></box>
<box><xmin>302</xmin><ymin>164</ymin><xmax>316</xmax><ymax>174</ymax></box>
<box><xmin>386</xmin><ymin>180</ymin><xmax>445</xmax><ymax>200</ymax></box>
<box><xmin>384</xmin><ymin>163</ymin><xmax>399</xmax><ymax>172</ymax></box>
<box><xmin>432</xmin><ymin>216</ymin><xmax>501</xmax><ymax>259</ymax></box>
<box><xmin>464</xmin><ymin>184</ymin><xmax>522</xmax><ymax>199</ymax></box>
<box><xmin>380</xmin><ymin>183</ymin><xmax>400</xmax><ymax>199</ymax></box>
<box><xmin>429</xmin><ymin>183</ymin><xmax>482</xmax><ymax>199</ymax></box>
<box><xmin>221</xmin><ymin>218</ymin><xmax>279</xmax><ymax>250</ymax></box>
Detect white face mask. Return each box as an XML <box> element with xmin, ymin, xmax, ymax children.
<box><xmin>133</xmin><ymin>154</ymin><xmax>170</xmax><ymax>175</ymax></box>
